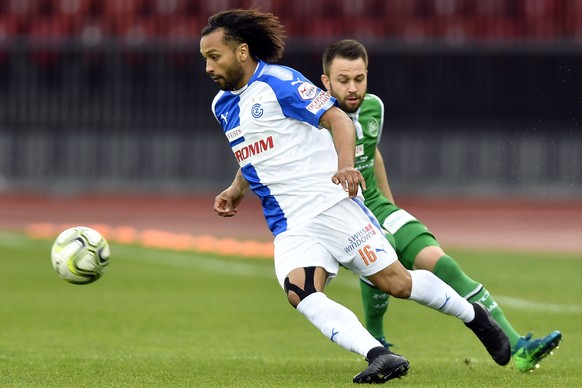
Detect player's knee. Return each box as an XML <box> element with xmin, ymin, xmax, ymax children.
<box><xmin>375</xmin><ymin>275</ymin><xmax>410</xmax><ymax>298</ymax></box>
<box><xmin>284</xmin><ymin>267</ymin><xmax>318</xmax><ymax>308</ymax></box>
<box><xmin>284</xmin><ymin>287</ymin><xmax>302</xmax><ymax>307</ymax></box>
<box><xmin>413</xmin><ymin>245</ymin><xmax>446</xmax><ymax>271</ymax></box>
<box><xmin>386</xmin><ymin>277</ymin><xmax>411</xmax><ymax>298</ymax></box>
<box><xmin>369</xmin><ymin>265</ymin><xmax>412</xmax><ymax>298</ymax></box>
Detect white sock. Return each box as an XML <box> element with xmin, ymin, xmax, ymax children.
<box><xmin>296</xmin><ymin>292</ymin><xmax>381</xmax><ymax>357</ymax></box>
<box><xmin>408</xmin><ymin>270</ymin><xmax>475</xmax><ymax>323</ymax></box>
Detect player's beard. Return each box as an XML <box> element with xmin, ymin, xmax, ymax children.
<box><xmin>340</xmin><ymin>96</ymin><xmax>361</xmax><ymax>113</ymax></box>
<box><xmin>216</xmin><ymin>61</ymin><xmax>246</xmax><ymax>91</ymax></box>
<box><xmin>330</xmin><ymin>85</ymin><xmax>364</xmax><ymax>113</ymax></box>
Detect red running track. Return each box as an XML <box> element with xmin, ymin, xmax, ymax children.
<box><xmin>0</xmin><ymin>193</ymin><xmax>580</xmax><ymax>254</ymax></box>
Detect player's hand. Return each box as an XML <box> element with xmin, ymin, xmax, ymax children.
<box><xmin>213</xmin><ymin>186</ymin><xmax>244</xmax><ymax>217</ymax></box>
<box><xmin>332</xmin><ymin>167</ymin><xmax>366</xmax><ymax>198</ymax></box>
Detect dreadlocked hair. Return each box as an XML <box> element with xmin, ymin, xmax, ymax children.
<box><xmin>202</xmin><ymin>9</ymin><xmax>286</xmax><ymax>63</ymax></box>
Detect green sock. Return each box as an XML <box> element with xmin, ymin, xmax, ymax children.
<box><xmin>359</xmin><ymin>278</ymin><xmax>389</xmax><ymax>341</ymax></box>
<box><xmin>433</xmin><ymin>255</ymin><xmax>522</xmax><ymax>349</ymax></box>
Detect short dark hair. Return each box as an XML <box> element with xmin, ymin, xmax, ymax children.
<box><xmin>322</xmin><ymin>39</ymin><xmax>369</xmax><ymax>75</ymax></box>
<box><xmin>201</xmin><ymin>9</ymin><xmax>286</xmax><ymax>63</ymax></box>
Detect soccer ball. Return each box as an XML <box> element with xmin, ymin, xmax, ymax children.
<box><xmin>51</xmin><ymin>226</ymin><xmax>111</xmax><ymax>285</ymax></box>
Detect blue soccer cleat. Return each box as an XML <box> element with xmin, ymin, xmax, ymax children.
<box><xmin>512</xmin><ymin>330</ymin><xmax>562</xmax><ymax>372</ymax></box>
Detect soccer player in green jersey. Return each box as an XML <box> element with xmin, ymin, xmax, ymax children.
<box><xmin>321</xmin><ymin>39</ymin><xmax>561</xmax><ymax>372</ymax></box>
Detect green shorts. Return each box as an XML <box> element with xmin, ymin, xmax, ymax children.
<box><xmin>393</xmin><ymin>221</ymin><xmax>440</xmax><ymax>270</ymax></box>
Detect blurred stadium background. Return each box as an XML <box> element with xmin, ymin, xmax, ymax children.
<box><xmin>1</xmin><ymin>4</ymin><xmax>580</xmax><ymax>385</ymax></box>
<box><xmin>0</xmin><ymin>0</ymin><xmax>580</xmax><ymax>198</ymax></box>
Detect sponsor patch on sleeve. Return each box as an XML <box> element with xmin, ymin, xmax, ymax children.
<box><xmin>306</xmin><ymin>91</ymin><xmax>332</xmax><ymax>114</ymax></box>
<box><xmin>297</xmin><ymin>82</ymin><xmax>317</xmax><ymax>100</ymax></box>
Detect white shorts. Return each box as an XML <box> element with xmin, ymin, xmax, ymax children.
<box><xmin>273</xmin><ymin>197</ymin><xmax>398</xmax><ymax>289</ymax></box>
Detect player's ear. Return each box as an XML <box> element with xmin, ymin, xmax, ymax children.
<box><xmin>321</xmin><ymin>74</ymin><xmax>330</xmax><ymax>91</ymax></box>
<box><xmin>237</xmin><ymin>43</ymin><xmax>249</xmax><ymax>61</ymax></box>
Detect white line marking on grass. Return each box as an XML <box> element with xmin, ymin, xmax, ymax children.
<box><xmin>114</xmin><ymin>245</ymin><xmax>273</xmax><ymax>279</ymax></box>
<box><xmin>0</xmin><ymin>232</ymin><xmax>34</xmax><ymax>247</ymax></box>
<box><xmin>329</xmin><ymin>274</ymin><xmax>582</xmax><ymax>315</ymax></box>
<box><xmin>496</xmin><ymin>296</ymin><xmax>582</xmax><ymax>314</ymax></box>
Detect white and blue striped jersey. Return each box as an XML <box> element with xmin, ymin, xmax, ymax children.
<box><xmin>211</xmin><ymin>61</ymin><xmax>349</xmax><ymax>236</ymax></box>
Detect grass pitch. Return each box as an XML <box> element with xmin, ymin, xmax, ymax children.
<box><xmin>0</xmin><ymin>231</ymin><xmax>580</xmax><ymax>387</ymax></box>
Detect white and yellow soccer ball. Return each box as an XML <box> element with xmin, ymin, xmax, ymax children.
<box><xmin>51</xmin><ymin>226</ymin><xmax>111</xmax><ymax>285</ymax></box>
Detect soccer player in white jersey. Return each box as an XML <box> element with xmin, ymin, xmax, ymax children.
<box><xmin>200</xmin><ymin>9</ymin><xmax>510</xmax><ymax>384</ymax></box>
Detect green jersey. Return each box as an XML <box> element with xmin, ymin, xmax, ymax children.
<box><xmin>350</xmin><ymin>93</ymin><xmax>397</xmax><ymax>225</ymax></box>
<box><xmin>350</xmin><ymin>94</ymin><xmax>436</xmax><ymax>264</ymax></box>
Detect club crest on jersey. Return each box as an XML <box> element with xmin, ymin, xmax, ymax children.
<box><xmin>368</xmin><ymin>117</ymin><xmax>380</xmax><ymax>137</ymax></box>
<box><xmin>251</xmin><ymin>103</ymin><xmax>264</xmax><ymax>118</ymax></box>
<box><xmin>297</xmin><ymin>82</ymin><xmax>317</xmax><ymax>100</ymax></box>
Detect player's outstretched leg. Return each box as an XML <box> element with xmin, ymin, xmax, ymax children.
<box><xmin>512</xmin><ymin>330</ymin><xmax>562</xmax><ymax>372</ymax></box>
<box><xmin>359</xmin><ymin>278</ymin><xmax>391</xmax><ymax>347</ymax></box>
<box><xmin>353</xmin><ymin>347</ymin><xmax>410</xmax><ymax>384</ymax></box>
<box><xmin>464</xmin><ymin>302</ymin><xmax>511</xmax><ymax>365</ymax></box>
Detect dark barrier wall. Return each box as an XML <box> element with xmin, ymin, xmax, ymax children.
<box><xmin>0</xmin><ymin>42</ymin><xmax>580</xmax><ymax>197</ymax></box>
<box><xmin>287</xmin><ymin>43</ymin><xmax>581</xmax><ymax>129</ymax></box>
<box><xmin>0</xmin><ymin>43</ymin><xmax>579</xmax><ymax>133</ymax></box>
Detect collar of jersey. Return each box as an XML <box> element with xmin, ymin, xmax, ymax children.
<box><xmin>230</xmin><ymin>61</ymin><xmax>264</xmax><ymax>95</ymax></box>
<box><xmin>347</xmin><ymin>110</ymin><xmax>361</xmax><ymax>119</ymax></box>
